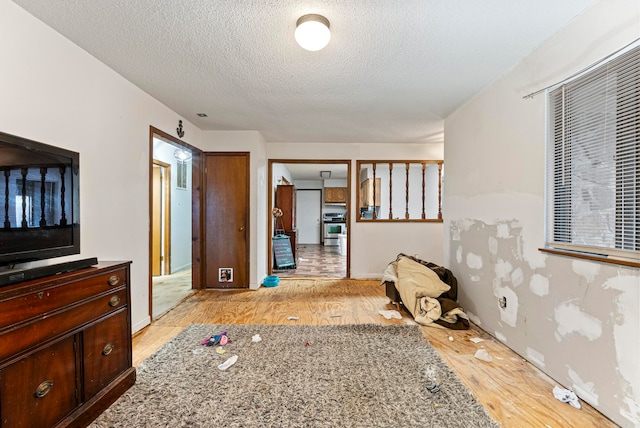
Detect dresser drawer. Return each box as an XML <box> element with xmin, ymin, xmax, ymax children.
<box><xmin>82</xmin><ymin>309</ymin><xmax>131</xmax><ymax>400</ymax></box>
<box><xmin>0</xmin><ymin>335</ymin><xmax>78</xmax><ymax>428</ymax></box>
<box><xmin>0</xmin><ymin>288</ymin><xmax>128</xmax><ymax>363</ymax></box>
<box><xmin>0</xmin><ymin>268</ymin><xmax>128</xmax><ymax>329</ymax></box>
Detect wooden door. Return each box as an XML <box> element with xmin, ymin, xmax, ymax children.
<box><xmin>204</xmin><ymin>153</ymin><xmax>249</xmax><ymax>288</ymax></box>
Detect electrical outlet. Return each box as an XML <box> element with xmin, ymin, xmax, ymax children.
<box><xmin>499</xmin><ymin>296</ymin><xmax>507</xmax><ymax>309</ymax></box>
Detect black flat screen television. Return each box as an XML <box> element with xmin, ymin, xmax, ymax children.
<box><xmin>0</xmin><ymin>131</ymin><xmax>80</xmax><ymax>267</ymax></box>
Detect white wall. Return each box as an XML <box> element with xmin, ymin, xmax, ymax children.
<box><xmin>444</xmin><ymin>1</ymin><xmax>640</xmax><ymax>426</ymax></box>
<box><xmin>0</xmin><ymin>0</ymin><xmax>202</xmax><ymax>333</ymax></box>
<box><xmin>267</xmin><ymin>142</ymin><xmax>444</xmax><ymax>277</ymax></box>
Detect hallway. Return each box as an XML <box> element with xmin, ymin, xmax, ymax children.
<box><xmin>276</xmin><ymin>243</ymin><xmax>346</xmax><ymax>278</ymax></box>
<box><xmin>152</xmin><ymin>269</ymin><xmax>193</xmax><ymax>319</ymax></box>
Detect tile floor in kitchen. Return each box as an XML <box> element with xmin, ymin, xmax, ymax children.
<box><xmin>275</xmin><ymin>243</ymin><xmax>346</xmax><ymax>278</ymax></box>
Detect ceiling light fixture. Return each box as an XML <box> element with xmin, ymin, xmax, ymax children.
<box><xmin>295</xmin><ymin>14</ymin><xmax>331</xmax><ymax>51</ymax></box>
<box><xmin>174</xmin><ymin>148</ymin><xmax>192</xmax><ymax>163</ymax></box>
<box><xmin>320</xmin><ymin>170</ymin><xmax>331</xmax><ymax>179</ymax></box>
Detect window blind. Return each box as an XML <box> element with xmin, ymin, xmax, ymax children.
<box><xmin>546</xmin><ymin>45</ymin><xmax>640</xmax><ymax>258</ymax></box>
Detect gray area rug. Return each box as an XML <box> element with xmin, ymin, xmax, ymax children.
<box><xmin>90</xmin><ymin>324</ymin><xmax>499</xmax><ymax>428</ymax></box>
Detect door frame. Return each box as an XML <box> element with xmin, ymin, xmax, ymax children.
<box><xmin>152</xmin><ymin>159</ymin><xmax>171</xmax><ymax>276</ymax></box>
<box><xmin>148</xmin><ymin>126</ymin><xmax>204</xmax><ymax>322</ymax></box>
<box><xmin>267</xmin><ymin>159</ymin><xmax>351</xmax><ymax>277</ymax></box>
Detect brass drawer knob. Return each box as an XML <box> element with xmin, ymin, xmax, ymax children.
<box><xmin>35</xmin><ymin>380</ymin><xmax>53</xmax><ymax>398</ymax></box>
<box><xmin>109</xmin><ymin>295</ymin><xmax>121</xmax><ymax>307</ymax></box>
<box><xmin>108</xmin><ymin>275</ymin><xmax>120</xmax><ymax>286</ymax></box>
<box><xmin>102</xmin><ymin>343</ymin><xmax>115</xmax><ymax>356</ymax></box>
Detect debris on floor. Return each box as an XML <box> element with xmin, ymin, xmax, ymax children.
<box><xmin>287</xmin><ymin>316</ymin><xmax>299</xmax><ymax>321</ymax></box>
<box><xmin>202</xmin><ymin>331</ymin><xmax>231</xmax><ymax>347</ymax></box>
<box><xmin>425</xmin><ymin>364</ymin><xmax>440</xmax><ymax>393</ymax></box>
<box><xmin>553</xmin><ymin>386</ymin><xmax>581</xmax><ymax>409</ymax></box>
<box><xmin>474</xmin><ymin>349</ymin><xmax>493</xmax><ymax>362</ymax></box>
<box><xmin>252</xmin><ymin>334</ymin><xmax>262</xmax><ymax>342</ymax></box>
<box><xmin>378</xmin><ymin>309</ymin><xmax>402</xmax><ymax>320</ymax></box>
<box><xmin>217</xmin><ymin>355</ymin><xmax>238</xmax><ymax>371</ymax></box>
<box><xmin>469</xmin><ymin>337</ymin><xmax>485</xmax><ymax>343</ymax></box>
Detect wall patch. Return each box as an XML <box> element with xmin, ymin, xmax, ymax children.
<box><xmin>466</xmin><ymin>252</ymin><xmax>483</xmax><ymax>269</ymax></box>
<box><xmin>554</xmin><ymin>301</ymin><xmax>603</xmax><ymax>341</ymax></box>
<box><xmin>530</xmin><ymin>274</ymin><xmax>550</xmax><ymax>297</ymax></box>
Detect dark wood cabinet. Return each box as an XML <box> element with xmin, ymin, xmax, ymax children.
<box><xmin>0</xmin><ymin>261</ymin><xmax>135</xmax><ymax>428</ymax></box>
<box><xmin>276</xmin><ymin>185</ymin><xmax>296</xmax><ymax>231</ymax></box>
<box><xmin>1</xmin><ymin>336</ymin><xmax>78</xmax><ymax>428</ymax></box>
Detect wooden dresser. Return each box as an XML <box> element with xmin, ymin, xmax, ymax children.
<box><xmin>0</xmin><ymin>261</ymin><xmax>136</xmax><ymax>428</ymax></box>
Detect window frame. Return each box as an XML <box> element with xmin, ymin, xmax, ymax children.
<box><xmin>544</xmin><ymin>45</ymin><xmax>640</xmax><ymax>264</ymax></box>
<box><xmin>356</xmin><ymin>160</ymin><xmax>443</xmax><ymax>223</ymax></box>
<box><xmin>176</xmin><ymin>160</ymin><xmax>188</xmax><ymax>190</ymax></box>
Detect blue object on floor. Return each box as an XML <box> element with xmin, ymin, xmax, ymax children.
<box><xmin>262</xmin><ymin>275</ymin><xmax>280</xmax><ymax>287</ymax></box>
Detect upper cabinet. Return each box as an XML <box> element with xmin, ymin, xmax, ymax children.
<box><xmin>324</xmin><ymin>187</ymin><xmax>347</xmax><ymax>204</ymax></box>
<box><xmin>359</xmin><ymin>178</ymin><xmax>381</xmax><ymax>208</ymax></box>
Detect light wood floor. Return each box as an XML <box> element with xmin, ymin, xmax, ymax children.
<box><xmin>132</xmin><ymin>278</ymin><xmax>617</xmax><ymax>428</ymax></box>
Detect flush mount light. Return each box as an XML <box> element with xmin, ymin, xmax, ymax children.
<box><xmin>174</xmin><ymin>148</ymin><xmax>192</xmax><ymax>163</ymax></box>
<box><xmin>295</xmin><ymin>14</ymin><xmax>331</xmax><ymax>51</ymax></box>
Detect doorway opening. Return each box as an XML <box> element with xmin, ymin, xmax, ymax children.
<box><xmin>268</xmin><ymin>160</ymin><xmax>351</xmax><ymax>278</ymax></box>
<box><xmin>149</xmin><ymin>129</ymin><xmax>197</xmax><ymax>320</ymax></box>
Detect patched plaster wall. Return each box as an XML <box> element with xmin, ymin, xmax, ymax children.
<box><xmin>451</xmin><ymin>220</ymin><xmax>639</xmax><ymax>413</ymax></box>
<box><xmin>443</xmin><ymin>1</ymin><xmax>640</xmax><ymax>426</ymax></box>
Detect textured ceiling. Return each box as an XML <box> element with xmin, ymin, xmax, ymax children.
<box><xmin>13</xmin><ymin>0</ymin><xmax>597</xmax><ymax>143</ymax></box>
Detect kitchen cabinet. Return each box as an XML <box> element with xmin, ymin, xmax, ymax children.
<box><xmin>276</xmin><ymin>185</ymin><xmax>296</xmax><ymax>231</ymax></box>
<box><xmin>0</xmin><ymin>261</ymin><xmax>135</xmax><ymax>427</ymax></box>
<box><xmin>360</xmin><ymin>178</ymin><xmax>381</xmax><ymax>208</ymax></box>
<box><xmin>324</xmin><ymin>187</ymin><xmax>347</xmax><ymax>204</ymax></box>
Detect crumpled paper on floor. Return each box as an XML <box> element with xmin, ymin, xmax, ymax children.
<box><xmin>378</xmin><ymin>309</ymin><xmax>402</xmax><ymax>320</ymax></box>
<box><xmin>474</xmin><ymin>349</ymin><xmax>493</xmax><ymax>362</ymax></box>
<box><xmin>553</xmin><ymin>385</ymin><xmax>581</xmax><ymax>409</ymax></box>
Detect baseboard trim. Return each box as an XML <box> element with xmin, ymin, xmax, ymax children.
<box><xmin>132</xmin><ymin>315</ymin><xmax>151</xmax><ymax>334</ymax></box>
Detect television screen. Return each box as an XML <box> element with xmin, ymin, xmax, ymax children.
<box><xmin>0</xmin><ymin>131</ymin><xmax>80</xmax><ymax>266</ymax></box>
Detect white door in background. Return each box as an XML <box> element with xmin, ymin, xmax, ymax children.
<box><xmin>296</xmin><ymin>189</ymin><xmax>321</xmax><ymax>244</ymax></box>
